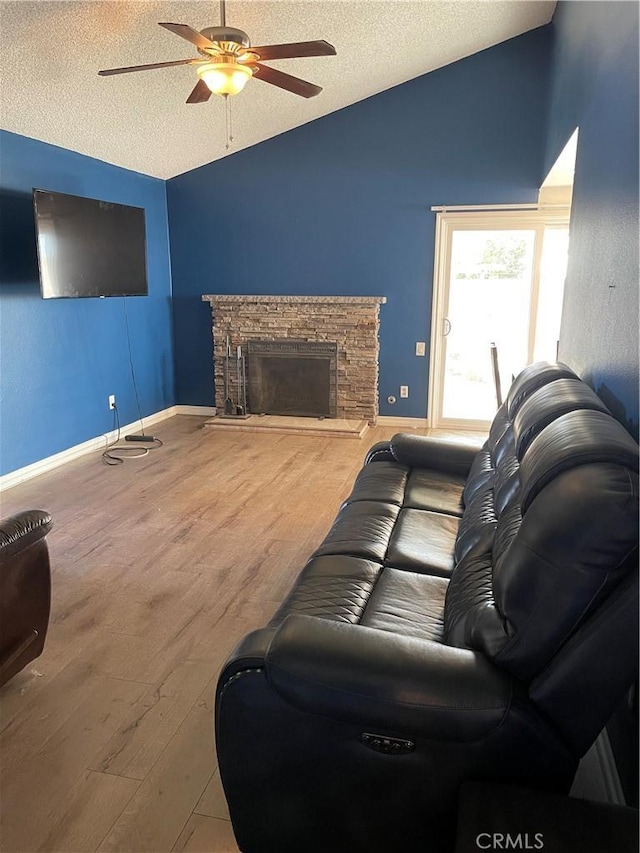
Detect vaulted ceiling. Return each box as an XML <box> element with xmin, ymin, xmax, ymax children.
<box><xmin>0</xmin><ymin>1</ymin><xmax>556</xmax><ymax>179</ymax></box>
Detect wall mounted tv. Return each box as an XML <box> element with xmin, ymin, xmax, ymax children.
<box><xmin>33</xmin><ymin>189</ymin><xmax>148</xmax><ymax>298</ymax></box>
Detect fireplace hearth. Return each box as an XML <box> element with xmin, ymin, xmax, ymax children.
<box><xmin>247</xmin><ymin>340</ymin><xmax>337</xmax><ymax>418</ymax></box>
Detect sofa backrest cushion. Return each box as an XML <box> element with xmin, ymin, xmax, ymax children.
<box><xmin>506</xmin><ymin>362</ymin><xmax>577</xmax><ymax>419</ymax></box>
<box><xmin>446</xmin><ymin>408</ymin><xmax>639</xmax><ymax>682</ymax></box>
<box><xmin>444</xmin><ymin>532</ymin><xmax>505</xmax><ymax>655</ymax></box>
<box><xmin>518</xmin><ymin>409</ymin><xmax>639</xmax><ymax>513</ymax></box>
<box><xmin>493</xmin><ymin>464</ymin><xmax>637</xmax><ymax>679</ymax></box>
<box><xmin>513</xmin><ymin>379</ymin><xmax>610</xmax><ymax>460</ymax></box>
<box><xmin>463</xmin><ymin>363</ymin><xmax>580</xmax><ymax>509</ymax></box>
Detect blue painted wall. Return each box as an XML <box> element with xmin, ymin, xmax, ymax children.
<box><xmin>5</xmin><ymin>4</ymin><xmax>636</xmax><ymax>474</ymax></box>
<box><xmin>546</xmin><ymin>1</ymin><xmax>639</xmax><ymax>437</ymax></box>
<box><xmin>0</xmin><ymin>130</ymin><xmax>175</xmax><ymax>476</ymax></box>
<box><xmin>167</xmin><ymin>27</ymin><xmax>552</xmax><ymax>415</ymax></box>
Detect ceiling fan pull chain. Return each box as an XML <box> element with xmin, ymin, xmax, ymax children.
<box><xmin>224</xmin><ymin>93</ymin><xmax>234</xmax><ymax>150</ymax></box>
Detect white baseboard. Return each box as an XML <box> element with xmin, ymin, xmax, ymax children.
<box><xmin>0</xmin><ymin>405</ymin><xmax>216</xmax><ymax>492</ymax></box>
<box><xmin>377</xmin><ymin>416</ymin><xmax>429</xmax><ymax>428</ymax></box>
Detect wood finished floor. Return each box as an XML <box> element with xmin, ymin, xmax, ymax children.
<box><xmin>0</xmin><ymin>417</ymin><xmax>482</xmax><ymax>853</ymax></box>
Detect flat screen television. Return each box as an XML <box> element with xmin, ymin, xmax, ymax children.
<box><xmin>33</xmin><ymin>189</ymin><xmax>148</xmax><ymax>298</ymax></box>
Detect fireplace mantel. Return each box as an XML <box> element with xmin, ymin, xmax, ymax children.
<box><xmin>202</xmin><ymin>294</ymin><xmax>386</xmax><ymax>422</ymax></box>
<box><xmin>202</xmin><ymin>295</ymin><xmax>386</xmax><ymax>305</ymax></box>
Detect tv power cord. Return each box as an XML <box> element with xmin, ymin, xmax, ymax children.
<box><xmin>102</xmin><ymin>403</ymin><xmax>163</xmax><ymax>466</ymax></box>
<box><xmin>121</xmin><ymin>296</ymin><xmax>162</xmax><ymax>446</ymax></box>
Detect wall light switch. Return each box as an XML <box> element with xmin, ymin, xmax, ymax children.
<box><xmin>415</xmin><ymin>342</ymin><xmax>426</xmax><ymax>356</ymax></box>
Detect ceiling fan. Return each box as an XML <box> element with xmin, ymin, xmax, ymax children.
<box><xmin>98</xmin><ymin>0</ymin><xmax>336</xmax><ymax>101</ymax></box>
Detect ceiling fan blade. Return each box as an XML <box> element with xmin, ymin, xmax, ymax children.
<box><xmin>252</xmin><ymin>64</ymin><xmax>322</xmax><ymax>98</ymax></box>
<box><xmin>98</xmin><ymin>58</ymin><xmax>206</xmax><ymax>76</ymax></box>
<box><xmin>158</xmin><ymin>22</ymin><xmax>219</xmax><ymax>52</ymax></box>
<box><xmin>249</xmin><ymin>40</ymin><xmax>336</xmax><ymax>61</ymax></box>
<box><xmin>186</xmin><ymin>79</ymin><xmax>212</xmax><ymax>104</ymax></box>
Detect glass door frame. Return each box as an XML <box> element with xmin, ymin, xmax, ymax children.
<box><xmin>428</xmin><ymin>207</ymin><xmax>570</xmax><ymax>430</ymax></box>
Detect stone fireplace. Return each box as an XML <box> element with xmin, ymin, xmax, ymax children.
<box><xmin>201</xmin><ymin>295</ymin><xmax>386</xmax><ymax>422</ymax></box>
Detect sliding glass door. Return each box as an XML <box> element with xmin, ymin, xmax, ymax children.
<box><xmin>429</xmin><ymin>209</ymin><xmax>570</xmax><ymax>429</ymax></box>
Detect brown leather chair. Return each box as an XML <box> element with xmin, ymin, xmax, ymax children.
<box><xmin>0</xmin><ymin>510</ymin><xmax>52</xmax><ymax>687</ymax></box>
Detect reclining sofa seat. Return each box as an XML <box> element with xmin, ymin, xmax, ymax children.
<box><xmin>215</xmin><ymin>362</ymin><xmax>639</xmax><ymax>853</ymax></box>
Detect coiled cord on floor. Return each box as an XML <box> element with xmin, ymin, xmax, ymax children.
<box><xmin>101</xmin><ymin>404</ymin><xmax>162</xmax><ymax>465</ymax></box>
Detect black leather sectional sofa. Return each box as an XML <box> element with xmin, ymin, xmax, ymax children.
<box><xmin>215</xmin><ymin>362</ymin><xmax>639</xmax><ymax>853</ymax></box>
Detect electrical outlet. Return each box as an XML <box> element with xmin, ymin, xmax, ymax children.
<box><xmin>400</xmin><ymin>386</ymin><xmax>409</xmax><ymax>398</ymax></box>
<box><xmin>415</xmin><ymin>341</ymin><xmax>426</xmax><ymax>356</ymax></box>
<box><xmin>108</xmin><ymin>394</ymin><xmax>116</xmax><ymax>410</ymax></box>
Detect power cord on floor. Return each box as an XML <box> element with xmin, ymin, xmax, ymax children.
<box><xmin>101</xmin><ymin>404</ymin><xmax>162</xmax><ymax>465</ymax></box>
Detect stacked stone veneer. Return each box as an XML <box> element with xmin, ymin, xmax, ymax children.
<box><xmin>202</xmin><ymin>295</ymin><xmax>386</xmax><ymax>423</ymax></box>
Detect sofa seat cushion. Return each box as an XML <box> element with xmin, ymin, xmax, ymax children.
<box><xmin>403</xmin><ymin>469</ymin><xmax>465</xmax><ymax>516</ymax></box>
<box><xmin>312</xmin><ymin>501</ymin><xmax>400</xmax><ymax>562</ymax></box>
<box><xmin>386</xmin><ymin>508</ymin><xmax>458</xmax><ymax>577</ymax></box>
<box><xmin>360</xmin><ymin>568</ymin><xmax>448</xmax><ymax>641</ymax></box>
<box><xmin>344</xmin><ymin>461</ymin><xmax>409</xmax><ymax>506</ymax></box>
<box><xmin>270</xmin><ymin>555</ymin><xmax>382</xmax><ymax>627</ymax></box>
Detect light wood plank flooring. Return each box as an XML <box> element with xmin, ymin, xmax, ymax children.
<box><xmin>0</xmin><ymin>418</ymin><xmax>398</xmax><ymax>852</ymax></box>
<box><xmin>0</xmin><ymin>417</ymin><xmax>483</xmax><ymax>852</ymax></box>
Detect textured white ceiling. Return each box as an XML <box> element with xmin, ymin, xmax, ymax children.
<box><xmin>0</xmin><ymin>1</ymin><xmax>555</xmax><ymax>179</ymax></box>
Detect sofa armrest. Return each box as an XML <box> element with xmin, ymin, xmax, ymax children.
<box><xmin>390</xmin><ymin>433</ymin><xmax>483</xmax><ymax>475</ymax></box>
<box><xmin>260</xmin><ymin>615</ymin><xmax>513</xmax><ymax>740</ymax></box>
<box><xmin>0</xmin><ymin>511</ymin><xmax>53</xmax><ymax>564</ymax></box>
<box><xmin>219</xmin><ymin>628</ymin><xmax>278</xmax><ymax>681</ymax></box>
<box><xmin>0</xmin><ymin>510</ymin><xmax>52</xmax><ymax>687</ymax></box>
<box><xmin>363</xmin><ymin>440</ymin><xmax>395</xmax><ymax>464</ymax></box>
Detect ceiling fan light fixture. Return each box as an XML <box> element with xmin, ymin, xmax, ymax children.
<box><xmin>197</xmin><ymin>60</ymin><xmax>252</xmax><ymax>96</ymax></box>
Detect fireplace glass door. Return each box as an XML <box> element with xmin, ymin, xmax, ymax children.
<box><xmin>247</xmin><ymin>340</ymin><xmax>338</xmax><ymax>418</ymax></box>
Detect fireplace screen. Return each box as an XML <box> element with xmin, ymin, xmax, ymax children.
<box><xmin>247</xmin><ymin>340</ymin><xmax>338</xmax><ymax>418</ymax></box>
